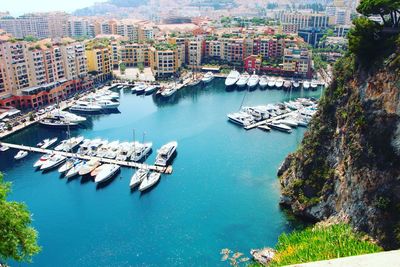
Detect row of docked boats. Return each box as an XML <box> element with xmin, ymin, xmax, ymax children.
<box><xmin>227</xmin><ymin>98</ymin><xmax>318</xmax><ymax>133</ymax></box>
<box><xmin>39</xmin><ymin>109</ymin><xmax>87</xmax><ymax>128</ymax></box>
<box><xmin>70</xmin><ymin>89</ymin><xmax>120</xmax><ymax>113</ymax></box>
<box><xmin>131</xmin><ymin>83</ymin><xmax>159</xmax><ymax>95</ymax></box>
<box><xmin>225</xmin><ymin>70</ymin><xmax>321</xmax><ymax>90</ymax></box>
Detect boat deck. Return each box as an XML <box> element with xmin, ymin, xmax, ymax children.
<box><xmin>244</xmin><ymin>111</ymin><xmax>299</xmax><ymax>130</ymax></box>
<box><xmin>1</xmin><ymin>142</ymin><xmax>172</xmax><ymax>174</ymax></box>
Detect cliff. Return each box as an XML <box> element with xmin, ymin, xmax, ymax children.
<box><xmin>278</xmin><ymin>52</ymin><xmax>400</xmax><ymax>249</ymax></box>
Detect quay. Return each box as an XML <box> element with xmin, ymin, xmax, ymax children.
<box><xmin>0</xmin><ymin>142</ymin><xmax>173</xmax><ymax>174</ymax></box>
<box><xmin>244</xmin><ymin>111</ymin><xmax>298</xmax><ymax>130</ymax></box>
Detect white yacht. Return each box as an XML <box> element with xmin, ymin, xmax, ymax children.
<box><xmin>268</xmin><ymin>122</ymin><xmax>292</xmax><ymax>133</ymax></box>
<box><xmin>14</xmin><ymin>150</ymin><xmax>28</xmax><ymax>160</ymax></box>
<box><xmin>55</xmin><ymin>136</ymin><xmax>84</xmax><ymax>152</ymax></box>
<box><xmin>58</xmin><ymin>159</ymin><xmax>81</xmax><ymax>174</ymax></box>
<box><xmin>115</xmin><ymin>142</ymin><xmax>134</xmax><ymax>161</ymax></box>
<box><xmin>132</xmin><ymin>83</ymin><xmax>147</xmax><ymax>94</ymax></box>
<box><xmin>40</xmin><ymin>155</ymin><xmax>66</xmax><ymax>171</ymax></box>
<box><xmin>39</xmin><ymin>119</ymin><xmax>79</xmax><ymax>128</ymax></box>
<box><xmin>87</xmin><ymin>139</ymin><xmax>104</xmax><ymax>156</ymax></box>
<box><xmin>145</xmin><ymin>85</ymin><xmax>158</xmax><ymax>94</ymax></box>
<box><xmin>161</xmin><ymin>86</ymin><xmax>177</xmax><ymax>97</ymax></box>
<box><xmin>247</xmin><ymin>74</ymin><xmax>260</xmax><ymax>88</ymax></box>
<box><xmin>225</xmin><ymin>70</ymin><xmax>240</xmax><ymax>86</ymax></box>
<box><xmin>79</xmin><ymin>159</ymin><xmax>101</xmax><ymax>176</ymax></box>
<box><xmin>94</xmin><ymin>164</ymin><xmax>120</xmax><ymax>183</ymax></box>
<box><xmin>259</xmin><ymin>76</ymin><xmax>268</xmax><ymax>88</ymax></box>
<box><xmin>310</xmin><ymin>80</ymin><xmax>318</xmax><ymax>90</ymax></box>
<box><xmin>236</xmin><ymin>72</ymin><xmax>250</xmax><ymax>87</ymax></box>
<box><xmin>293</xmin><ymin>80</ymin><xmax>300</xmax><ymax>89</ymax></box>
<box><xmin>0</xmin><ymin>145</ymin><xmax>9</xmax><ymax>152</ymax></box>
<box><xmin>201</xmin><ymin>72</ymin><xmax>214</xmax><ymax>83</ymax></box>
<box><xmin>275</xmin><ymin>78</ymin><xmax>284</xmax><ymax>88</ymax></box>
<box><xmin>279</xmin><ymin>119</ymin><xmax>298</xmax><ymax>128</ymax></box>
<box><xmin>65</xmin><ymin>161</ymin><xmax>85</xmax><ymax>178</ymax></box>
<box><xmin>96</xmin><ymin>99</ymin><xmax>120</xmax><ymax>110</ymax></box>
<box><xmin>267</xmin><ymin>77</ymin><xmax>276</xmax><ymax>88</ymax></box>
<box><xmin>303</xmin><ymin>81</ymin><xmax>310</xmax><ymax>89</ymax></box>
<box><xmin>104</xmin><ymin>141</ymin><xmax>120</xmax><ymax>159</ymax></box>
<box><xmin>131</xmin><ymin>142</ymin><xmax>152</xmax><ymax>162</ymax></box>
<box><xmin>139</xmin><ymin>172</ymin><xmax>161</xmax><ymax>191</ymax></box>
<box><xmin>227</xmin><ymin>112</ymin><xmax>253</xmax><ymax>127</ymax></box>
<box><xmin>37</xmin><ymin>137</ymin><xmax>58</xmax><ymax>149</ymax></box>
<box><xmin>95</xmin><ymin>141</ymin><xmax>110</xmax><ymax>158</ymax></box>
<box><xmin>283</xmin><ymin>80</ymin><xmax>292</xmax><ymax>89</ymax></box>
<box><xmin>130</xmin><ymin>168</ymin><xmax>149</xmax><ymax>188</ymax></box>
<box><xmin>155</xmin><ymin>141</ymin><xmax>178</xmax><ymax>166</ymax></box>
<box><xmin>33</xmin><ymin>154</ymin><xmax>55</xmax><ymax>168</ymax></box>
<box><xmin>48</xmin><ymin>110</ymin><xmax>86</xmax><ymax>123</ymax></box>
<box><xmin>70</xmin><ymin>101</ymin><xmax>102</xmax><ymax>112</ymax></box>
<box><xmin>77</xmin><ymin>139</ymin><xmax>91</xmax><ymax>155</ymax></box>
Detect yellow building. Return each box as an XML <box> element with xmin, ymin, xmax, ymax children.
<box><xmin>85</xmin><ymin>40</ymin><xmax>112</xmax><ymax>80</ymax></box>
<box><xmin>149</xmin><ymin>43</ymin><xmax>179</xmax><ymax>78</ymax></box>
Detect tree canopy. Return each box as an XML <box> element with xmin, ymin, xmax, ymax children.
<box><xmin>0</xmin><ymin>173</ymin><xmax>40</xmax><ymax>263</ymax></box>
<box><xmin>357</xmin><ymin>0</ymin><xmax>400</xmax><ymax>27</ymax></box>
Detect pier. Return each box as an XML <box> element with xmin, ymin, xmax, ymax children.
<box><xmin>0</xmin><ymin>142</ymin><xmax>173</xmax><ymax>174</ymax></box>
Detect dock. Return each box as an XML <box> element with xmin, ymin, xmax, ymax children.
<box><xmin>0</xmin><ymin>142</ymin><xmax>173</xmax><ymax>174</ymax></box>
<box><xmin>244</xmin><ymin>111</ymin><xmax>297</xmax><ymax>130</ymax></box>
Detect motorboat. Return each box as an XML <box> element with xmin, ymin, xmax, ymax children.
<box><xmin>283</xmin><ymin>80</ymin><xmax>292</xmax><ymax>89</ymax></box>
<box><xmin>65</xmin><ymin>161</ymin><xmax>85</xmax><ymax>178</ymax></box>
<box><xmin>267</xmin><ymin>77</ymin><xmax>276</xmax><ymax>88</ymax></box>
<box><xmin>37</xmin><ymin>137</ymin><xmax>58</xmax><ymax>149</ymax></box>
<box><xmin>187</xmin><ymin>78</ymin><xmax>201</xmax><ymax>87</ymax></box>
<box><xmin>247</xmin><ymin>74</ymin><xmax>260</xmax><ymax>88</ymax></box>
<box><xmin>14</xmin><ymin>150</ymin><xmax>28</xmax><ymax>160</ymax></box>
<box><xmin>0</xmin><ymin>144</ymin><xmax>9</xmax><ymax>152</ymax></box>
<box><xmin>145</xmin><ymin>85</ymin><xmax>158</xmax><ymax>94</ymax></box>
<box><xmin>131</xmin><ymin>142</ymin><xmax>152</xmax><ymax>162</ymax></box>
<box><xmin>33</xmin><ymin>154</ymin><xmax>55</xmax><ymax>168</ymax></box>
<box><xmin>86</xmin><ymin>139</ymin><xmax>104</xmax><ymax>156</ymax></box>
<box><xmin>40</xmin><ymin>155</ymin><xmax>66</xmax><ymax>171</ymax></box>
<box><xmin>225</xmin><ymin>70</ymin><xmax>240</xmax><ymax>86</ymax></box>
<box><xmin>131</xmin><ymin>83</ymin><xmax>147</xmax><ymax>94</ymax></box>
<box><xmin>96</xmin><ymin>99</ymin><xmax>120</xmax><ymax>110</ymax></box>
<box><xmin>268</xmin><ymin>122</ymin><xmax>292</xmax><ymax>133</ymax></box>
<box><xmin>258</xmin><ymin>125</ymin><xmax>271</xmax><ymax>131</ymax></box>
<box><xmin>259</xmin><ymin>76</ymin><xmax>268</xmax><ymax>88</ymax></box>
<box><xmin>39</xmin><ymin>118</ymin><xmax>79</xmax><ymax>128</ymax></box>
<box><xmin>303</xmin><ymin>81</ymin><xmax>310</xmax><ymax>90</ymax></box>
<box><xmin>95</xmin><ymin>141</ymin><xmax>110</xmax><ymax>158</ymax></box>
<box><xmin>79</xmin><ymin>159</ymin><xmax>101</xmax><ymax>176</ymax></box>
<box><xmin>227</xmin><ymin>112</ymin><xmax>254</xmax><ymax>127</ymax></box>
<box><xmin>155</xmin><ymin>141</ymin><xmax>178</xmax><ymax>166</ymax></box>
<box><xmin>311</xmin><ymin>80</ymin><xmax>318</xmax><ymax>90</ymax></box>
<box><xmin>130</xmin><ymin>168</ymin><xmax>149</xmax><ymax>188</ymax></box>
<box><xmin>55</xmin><ymin>136</ymin><xmax>84</xmax><ymax>152</ymax></box>
<box><xmin>201</xmin><ymin>72</ymin><xmax>214</xmax><ymax>83</ymax></box>
<box><xmin>104</xmin><ymin>141</ymin><xmax>120</xmax><ymax>159</ymax></box>
<box><xmin>279</xmin><ymin>119</ymin><xmax>298</xmax><ymax>128</ymax></box>
<box><xmin>275</xmin><ymin>78</ymin><xmax>284</xmax><ymax>88</ymax></box>
<box><xmin>77</xmin><ymin>139</ymin><xmax>91</xmax><ymax>154</ymax></box>
<box><xmin>236</xmin><ymin>72</ymin><xmax>250</xmax><ymax>87</ymax></box>
<box><xmin>161</xmin><ymin>86</ymin><xmax>177</xmax><ymax>97</ymax></box>
<box><xmin>293</xmin><ymin>80</ymin><xmax>300</xmax><ymax>89</ymax></box>
<box><xmin>94</xmin><ymin>164</ymin><xmax>120</xmax><ymax>183</ymax></box>
<box><xmin>115</xmin><ymin>142</ymin><xmax>135</xmax><ymax>161</ymax></box>
<box><xmin>58</xmin><ymin>158</ymin><xmax>81</xmax><ymax>173</ymax></box>
<box><xmin>48</xmin><ymin>110</ymin><xmax>86</xmax><ymax>123</ymax></box>
<box><xmin>139</xmin><ymin>172</ymin><xmax>161</xmax><ymax>191</ymax></box>
<box><xmin>70</xmin><ymin>101</ymin><xmax>102</xmax><ymax>112</ymax></box>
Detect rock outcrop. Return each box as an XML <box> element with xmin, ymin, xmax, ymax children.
<box><xmin>279</xmin><ymin>54</ymin><xmax>400</xmax><ymax>249</ymax></box>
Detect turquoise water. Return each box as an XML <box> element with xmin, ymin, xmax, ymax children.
<box><xmin>0</xmin><ymin>80</ymin><xmax>322</xmax><ymax>266</ymax></box>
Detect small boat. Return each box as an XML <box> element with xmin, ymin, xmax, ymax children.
<box><xmin>310</xmin><ymin>80</ymin><xmax>318</xmax><ymax>90</ymax></box>
<box><xmin>267</xmin><ymin>77</ymin><xmax>276</xmax><ymax>88</ymax></box>
<box><xmin>303</xmin><ymin>81</ymin><xmax>310</xmax><ymax>90</ymax></box>
<box><xmin>187</xmin><ymin>79</ymin><xmax>201</xmax><ymax>87</ymax></box>
<box><xmin>39</xmin><ymin>119</ymin><xmax>79</xmax><ymax>128</ymax></box>
<box><xmin>279</xmin><ymin>119</ymin><xmax>298</xmax><ymax>128</ymax></box>
<box><xmin>58</xmin><ymin>158</ymin><xmax>80</xmax><ymax>173</ymax></box>
<box><xmin>155</xmin><ymin>141</ymin><xmax>178</xmax><ymax>166</ymax></box>
<box><xmin>201</xmin><ymin>72</ymin><xmax>214</xmax><ymax>83</ymax></box>
<box><xmin>275</xmin><ymin>78</ymin><xmax>284</xmax><ymax>88</ymax></box>
<box><xmin>145</xmin><ymin>85</ymin><xmax>157</xmax><ymax>94</ymax></box>
<box><xmin>70</xmin><ymin>101</ymin><xmax>102</xmax><ymax>112</ymax></box>
<box><xmin>131</xmin><ymin>142</ymin><xmax>152</xmax><ymax>162</ymax></box>
<box><xmin>65</xmin><ymin>161</ymin><xmax>85</xmax><ymax>178</ymax></box>
<box><xmin>227</xmin><ymin>112</ymin><xmax>254</xmax><ymax>127</ymax></box>
<box><xmin>247</xmin><ymin>74</ymin><xmax>260</xmax><ymax>88</ymax></box>
<box><xmin>40</xmin><ymin>155</ymin><xmax>66</xmax><ymax>171</ymax></box>
<box><xmin>268</xmin><ymin>122</ymin><xmax>292</xmax><ymax>133</ymax></box>
<box><xmin>259</xmin><ymin>76</ymin><xmax>268</xmax><ymax>88</ymax></box>
<box><xmin>283</xmin><ymin>80</ymin><xmax>292</xmax><ymax>89</ymax></box>
<box><xmin>236</xmin><ymin>72</ymin><xmax>250</xmax><ymax>87</ymax></box>
<box><xmin>130</xmin><ymin>168</ymin><xmax>149</xmax><ymax>188</ymax></box>
<box><xmin>33</xmin><ymin>154</ymin><xmax>55</xmax><ymax>168</ymax></box>
<box><xmin>79</xmin><ymin>159</ymin><xmax>100</xmax><ymax>176</ymax></box>
<box><xmin>139</xmin><ymin>172</ymin><xmax>161</xmax><ymax>191</ymax></box>
<box><xmin>0</xmin><ymin>144</ymin><xmax>9</xmax><ymax>152</ymax></box>
<box><xmin>104</xmin><ymin>141</ymin><xmax>120</xmax><ymax>159</ymax></box>
<box><xmin>115</xmin><ymin>142</ymin><xmax>134</xmax><ymax>161</ymax></box>
<box><xmin>48</xmin><ymin>110</ymin><xmax>86</xmax><ymax>123</ymax></box>
<box><xmin>131</xmin><ymin>83</ymin><xmax>147</xmax><ymax>94</ymax></box>
<box><xmin>161</xmin><ymin>86</ymin><xmax>177</xmax><ymax>97</ymax></box>
<box><xmin>94</xmin><ymin>164</ymin><xmax>120</xmax><ymax>183</ymax></box>
<box><xmin>37</xmin><ymin>137</ymin><xmax>58</xmax><ymax>149</ymax></box>
<box><xmin>14</xmin><ymin>150</ymin><xmax>28</xmax><ymax>160</ymax></box>
<box><xmin>225</xmin><ymin>70</ymin><xmax>240</xmax><ymax>87</ymax></box>
<box><xmin>293</xmin><ymin>80</ymin><xmax>300</xmax><ymax>89</ymax></box>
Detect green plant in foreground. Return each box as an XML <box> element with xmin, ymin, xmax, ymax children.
<box><xmin>268</xmin><ymin>224</ymin><xmax>382</xmax><ymax>266</ymax></box>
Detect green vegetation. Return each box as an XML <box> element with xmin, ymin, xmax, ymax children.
<box><xmin>23</xmin><ymin>36</ymin><xmax>39</xmax><ymax>42</ymax></box>
<box><xmin>154</xmin><ymin>42</ymin><xmax>177</xmax><ymax>51</ymax></box>
<box><xmin>85</xmin><ymin>38</ymin><xmax>110</xmax><ymax>50</ymax></box>
<box><xmin>0</xmin><ymin>173</ymin><xmax>41</xmax><ymax>263</ymax></box>
<box><xmin>119</xmin><ymin>63</ymin><xmax>126</xmax><ymax>74</ymax></box>
<box><xmin>138</xmin><ymin>62</ymin><xmax>144</xmax><ymax>73</ymax></box>
<box><xmin>268</xmin><ymin>224</ymin><xmax>382</xmax><ymax>266</ymax></box>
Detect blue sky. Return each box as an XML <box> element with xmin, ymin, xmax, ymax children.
<box><xmin>2</xmin><ymin>0</ymin><xmax>103</xmax><ymax>16</ymax></box>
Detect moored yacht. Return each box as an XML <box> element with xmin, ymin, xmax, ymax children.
<box><xmin>236</xmin><ymin>72</ymin><xmax>250</xmax><ymax>87</ymax></box>
<box><xmin>293</xmin><ymin>80</ymin><xmax>300</xmax><ymax>89</ymax></box>
<box><xmin>275</xmin><ymin>78</ymin><xmax>284</xmax><ymax>88</ymax></box>
<box><xmin>14</xmin><ymin>150</ymin><xmax>28</xmax><ymax>160</ymax></box>
<box><xmin>65</xmin><ymin>161</ymin><xmax>85</xmax><ymax>178</ymax></box>
<box><xmin>132</xmin><ymin>83</ymin><xmax>147</xmax><ymax>94</ymax></box>
<box><xmin>131</xmin><ymin>142</ymin><xmax>152</xmax><ymax>162</ymax></box>
<box><xmin>130</xmin><ymin>168</ymin><xmax>149</xmax><ymax>188</ymax></box>
<box><xmin>267</xmin><ymin>77</ymin><xmax>276</xmax><ymax>88</ymax></box>
<box><xmin>139</xmin><ymin>172</ymin><xmax>161</xmax><ymax>191</ymax></box>
<box><xmin>40</xmin><ymin>155</ymin><xmax>66</xmax><ymax>171</ymax></box>
<box><xmin>310</xmin><ymin>80</ymin><xmax>318</xmax><ymax>90</ymax></box>
<box><xmin>268</xmin><ymin>122</ymin><xmax>292</xmax><ymax>133</ymax></box>
<box><xmin>58</xmin><ymin>158</ymin><xmax>81</xmax><ymax>174</ymax></box>
<box><xmin>201</xmin><ymin>72</ymin><xmax>214</xmax><ymax>83</ymax></box>
<box><xmin>48</xmin><ymin>110</ymin><xmax>86</xmax><ymax>123</ymax></box>
<box><xmin>70</xmin><ymin>101</ymin><xmax>102</xmax><ymax>113</ymax></box>
<box><xmin>94</xmin><ymin>164</ymin><xmax>120</xmax><ymax>183</ymax></box>
<box><xmin>259</xmin><ymin>76</ymin><xmax>268</xmax><ymax>88</ymax></box>
<box><xmin>33</xmin><ymin>154</ymin><xmax>55</xmax><ymax>168</ymax></box>
<box><xmin>37</xmin><ymin>137</ymin><xmax>58</xmax><ymax>149</ymax></box>
<box><xmin>79</xmin><ymin>159</ymin><xmax>101</xmax><ymax>176</ymax></box>
<box><xmin>225</xmin><ymin>70</ymin><xmax>240</xmax><ymax>87</ymax></box>
<box><xmin>155</xmin><ymin>141</ymin><xmax>178</xmax><ymax>166</ymax></box>
<box><xmin>247</xmin><ymin>74</ymin><xmax>260</xmax><ymax>88</ymax></box>
<box><xmin>145</xmin><ymin>85</ymin><xmax>158</xmax><ymax>94</ymax></box>
<box><xmin>283</xmin><ymin>80</ymin><xmax>292</xmax><ymax>89</ymax></box>
<box><xmin>96</xmin><ymin>99</ymin><xmax>120</xmax><ymax>110</ymax></box>
<box><xmin>39</xmin><ymin>118</ymin><xmax>79</xmax><ymax>128</ymax></box>
<box><xmin>104</xmin><ymin>141</ymin><xmax>120</xmax><ymax>159</ymax></box>
<box><xmin>227</xmin><ymin>112</ymin><xmax>253</xmax><ymax>127</ymax></box>
<box><xmin>303</xmin><ymin>81</ymin><xmax>310</xmax><ymax>90</ymax></box>
<box><xmin>161</xmin><ymin>86</ymin><xmax>177</xmax><ymax>97</ymax></box>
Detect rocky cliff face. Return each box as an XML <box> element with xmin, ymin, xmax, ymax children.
<box><xmin>278</xmin><ymin>54</ymin><xmax>400</xmax><ymax>249</ymax></box>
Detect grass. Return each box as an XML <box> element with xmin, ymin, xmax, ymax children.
<box><xmin>265</xmin><ymin>224</ymin><xmax>382</xmax><ymax>267</ymax></box>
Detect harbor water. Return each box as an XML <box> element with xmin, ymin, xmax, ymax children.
<box><xmin>0</xmin><ymin>79</ymin><xmax>322</xmax><ymax>266</ymax></box>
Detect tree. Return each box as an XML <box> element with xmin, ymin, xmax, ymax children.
<box><xmin>119</xmin><ymin>63</ymin><xmax>126</xmax><ymax>74</ymax></box>
<box><xmin>0</xmin><ymin>173</ymin><xmax>40</xmax><ymax>263</ymax></box>
<box><xmin>357</xmin><ymin>0</ymin><xmax>400</xmax><ymax>27</ymax></box>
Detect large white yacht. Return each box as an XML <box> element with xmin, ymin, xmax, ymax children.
<box><xmin>201</xmin><ymin>72</ymin><xmax>214</xmax><ymax>83</ymax></box>
<box><xmin>48</xmin><ymin>110</ymin><xmax>86</xmax><ymax>123</ymax></box>
<box><xmin>267</xmin><ymin>77</ymin><xmax>276</xmax><ymax>88</ymax></box>
<box><xmin>70</xmin><ymin>101</ymin><xmax>102</xmax><ymax>112</ymax></box>
<box><xmin>94</xmin><ymin>164</ymin><xmax>120</xmax><ymax>183</ymax></box>
<box><xmin>96</xmin><ymin>99</ymin><xmax>120</xmax><ymax>110</ymax></box>
<box><xmin>247</xmin><ymin>74</ymin><xmax>260</xmax><ymax>88</ymax></box>
<box><xmin>161</xmin><ymin>86</ymin><xmax>177</xmax><ymax>97</ymax></box>
<box><xmin>275</xmin><ymin>78</ymin><xmax>284</xmax><ymax>88</ymax></box>
<box><xmin>79</xmin><ymin>159</ymin><xmax>101</xmax><ymax>176</ymax></box>
<box><xmin>225</xmin><ymin>70</ymin><xmax>240</xmax><ymax>86</ymax></box>
<box><xmin>155</xmin><ymin>141</ymin><xmax>178</xmax><ymax>166</ymax></box>
<box><xmin>236</xmin><ymin>72</ymin><xmax>250</xmax><ymax>87</ymax></box>
<box><xmin>227</xmin><ymin>112</ymin><xmax>254</xmax><ymax>127</ymax></box>
<box><xmin>259</xmin><ymin>76</ymin><xmax>268</xmax><ymax>88</ymax></box>
<box><xmin>40</xmin><ymin>155</ymin><xmax>66</xmax><ymax>171</ymax></box>
<box><xmin>131</xmin><ymin>142</ymin><xmax>152</xmax><ymax>162</ymax></box>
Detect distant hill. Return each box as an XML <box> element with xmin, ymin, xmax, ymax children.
<box><xmin>73</xmin><ymin>0</ymin><xmax>148</xmax><ymax>16</ymax></box>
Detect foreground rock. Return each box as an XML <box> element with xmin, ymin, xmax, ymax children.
<box><xmin>250</xmin><ymin>248</ymin><xmax>276</xmax><ymax>266</ymax></box>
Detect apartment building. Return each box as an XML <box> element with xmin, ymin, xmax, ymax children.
<box><xmin>276</xmin><ymin>11</ymin><xmax>329</xmax><ymax>32</ymax></box>
<box><xmin>186</xmin><ymin>39</ymin><xmax>202</xmax><ymax>67</ymax></box>
<box><xmin>85</xmin><ymin>46</ymin><xmax>112</xmax><ymax>81</ymax></box>
<box><xmin>282</xmin><ymin>47</ymin><xmax>312</xmax><ymax>76</ymax></box>
<box><xmin>119</xmin><ymin>43</ymin><xmax>150</xmax><ymax>67</ymax></box>
<box><xmin>60</xmin><ymin>43</ymin><xmax>87</xmax><ymax>80</ymax></box>
<box><xmin>149</xmin><ymin>43</ymin><xmax>179</xmax><ymax>78</ymax></box>
<box><xmin>167</xmin><ymin>37</ymin><xmax>186</xmax><ymax>68</ymax></box>
<box><xmin>68</xmin><ymin>18</ymin><xmax>91</xmax><ymax>37</ymax></box>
